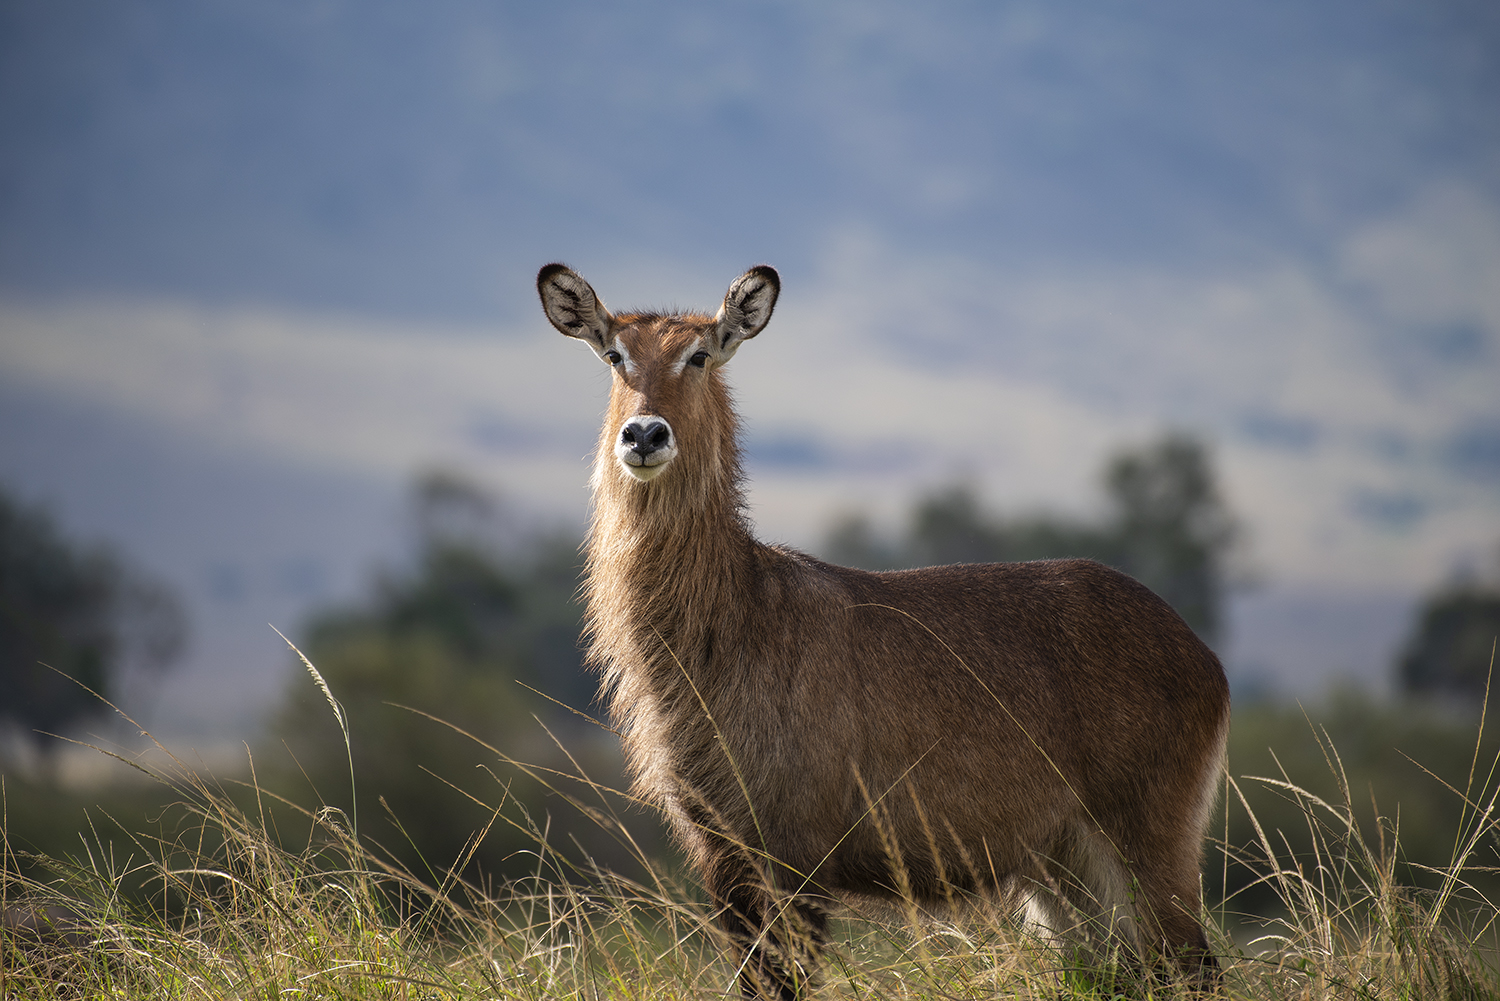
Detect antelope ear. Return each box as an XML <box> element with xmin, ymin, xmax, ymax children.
<box><xmin>714</xmin><ymin>265</ymin><xmax>779</xmax><ymax>357</ymax></box>
<box><xmin>538</xmin><ymin>263</ymin><xmax>614</xmax><ymax>354</ymax></box>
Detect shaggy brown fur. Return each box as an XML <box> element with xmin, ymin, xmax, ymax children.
<box><xmin>539</xmin><ymin>263</ymin><xmax>1230</xmax><ymax>999</ymax></box>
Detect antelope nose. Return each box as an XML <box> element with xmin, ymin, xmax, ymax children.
<box><xmin>621</xmin><ymin>417</ymin><xmax>673</xmax><ymax>458</ymax></box>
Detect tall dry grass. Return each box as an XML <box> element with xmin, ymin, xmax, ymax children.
<box><xmin>4</xmin><ymin>661</ymin><xmax>1500</xmax><ymax>1000</ymax></box>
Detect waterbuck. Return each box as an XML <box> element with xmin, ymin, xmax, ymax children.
<box><xmin>538</xmin><ymin>263</ymin><xmax>1230</xmax><ymax>998</ymax></box>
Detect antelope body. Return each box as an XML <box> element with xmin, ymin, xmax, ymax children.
<box><xmin>539</xmin><ymin>263</ymin><xmax>1230</xmax><ymax>998</ymax></box>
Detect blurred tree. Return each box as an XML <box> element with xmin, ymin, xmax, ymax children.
<box><xmin>1397</xmin><ymin>571</ymin><xmax>1500</xmax><ymax>703</ymax></box>
<box><xmin>0</xmin><ymin>486</ymin><xmax>185</xmax><ymax>759</ymax></box>
<box><xmin>1102</xmin><ymin>433</ymin><xmax>1238</xmax><ymax>644</ymax></box>
<box><xmin>905</xmin><ymin>485</ymin><xmax>1119</xmax><ymax>569</ymax></box>
<box><xmin>826</xmin><ymin>486</ymin><xmax>1110</xmax><ymax>570</ymax></box>
<box><xmin>822</xmin><ymin>433</ymin><xmax>1237</xmax><ymax>644</ymax></box>
<box><xmin>904</xmin><ymin>485</ymin><xmax>1007</xmax><ymax>566</ymax></box>
<box><xmin>822</xmin><ymin>512</ymin><xmax>902</xmax><ymax>572</ymax></box>
<box><xmin>268</xmin><ymin>471</ymin><xmax>648</xmax><ymax>884</ymax></box>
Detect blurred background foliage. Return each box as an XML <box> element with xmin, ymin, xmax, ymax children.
<box><xmin>262</xmin><ymin>471</ymin><xmax>654</xmax><ymax>887</ymax></box>
<box><xmin>1398</xmin><ymin>579</ymin><xmax>1500</xmax><ymax>703</ymax></box>
<box><xmin>826</xmin><ymin>432</ymin><xmax>1238</xmax><ymax>644</ymax></box>
<box><xmin>2</xmin><ymin>437</ymin><xmax>1498</xmax><ymax>918</ymax></box>
<box><xmin>1223</xmin><ymin>691</ymin><xmax>1500</xmax><ymax>920</ymax></box>
<box><xmin>0</xmin><ymin>488</ymin><xmax>184</xmax><ymax>765</ymax></box>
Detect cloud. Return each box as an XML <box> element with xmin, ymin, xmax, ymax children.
<box><xmin>1446</xmin><ymin>421</ymin><xmax>1500</xmax><ymax>482</ymax></box>
<box><xmin>1341</xmin><ymin>182</ymin><xmax>1500</xmax><ymax>332</ymax></box>
<box><xmin>2</xmin><ymin>184</ymin><xmax>1496</xmax><ymax>592</ymax></box>
<box><xmin>733</xmin><ymin>186</ymin><xmax>1500</xmax><ymax>584</ymax></box>
<box><xmin>0</xmin><ymin>299</ymin><xmax>605</xmax><ymax>509</ymax></box>
<box><xmin>6</xmin><ymin>1</ymin><xmax>1497</xmax><ymax>320</ymax></box>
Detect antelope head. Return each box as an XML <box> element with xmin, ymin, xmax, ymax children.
<box><xmin>538</xmin><ymin>264</ymin><xmax>780</xmax><ymax>486</ymax></box>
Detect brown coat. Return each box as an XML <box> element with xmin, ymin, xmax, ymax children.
<box><xmin>539</xmin><ymin>263</ymin><xmax>1229</xmax><ymax>999</ymax></box>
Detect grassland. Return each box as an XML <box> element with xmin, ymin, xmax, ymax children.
<box><xmin>5</xmin><ymin>681</ymin><xmax>1500</xmax><ymax>999</ymax></box>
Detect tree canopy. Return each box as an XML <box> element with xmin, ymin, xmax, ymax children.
<box><xmin>1397</xmin><ymin>573</ymin><xmax>1500</xmax><ymax>703</ymax></box>
<box><xmin>823</xmin><ymin>433</ymin><xmax>1238</xmax><ymax>645</ymax></box>
<box><xmin>266</xmin><ymin>472</ymin><xmax>646</xmax><ymax>883</ymax></box>
<box><xmin>0</xmin><ymin>486</ymin><xmax>185</xmax><ymax>755</ymax></box>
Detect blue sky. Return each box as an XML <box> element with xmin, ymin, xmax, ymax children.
<box><xmin>1</xmin><ymin>0</ymin><xmax>1497</xmax><ymax>740</ymax></box>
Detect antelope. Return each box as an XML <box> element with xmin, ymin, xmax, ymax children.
<box><xmin>538</xmin><ymin>263</ymin><xmax>1230</xmax><ymax>999</ymax></box>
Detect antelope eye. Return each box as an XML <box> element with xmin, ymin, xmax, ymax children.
<box><xmin>688</xmin><ymin>351</ymin><xmax>710</xmax><ymax>368</ymax></box>
<box><xmin>604</xmin><ymin>350</ymin><xmax>622</xmax><ymax>366</ymax></box>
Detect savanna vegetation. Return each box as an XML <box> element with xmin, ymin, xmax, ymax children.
<box><xmin>4</xmin><ymin>695</ymin><xmax>1499</xmax><ymax>999</ymax></box>
<box><xmin>0</xmin><ymin>487</ymin><xmax>185</xmax><ymax>767</ymax></box>
<box><xmin>825</xmin><ymin>433</ymin><xmax>1237</xmax><ymax>644</ymax></box>
<box><xmin>4</xmin><ymin>440</ymin><xmax>1500</xmax><ymax>998</ymax></box>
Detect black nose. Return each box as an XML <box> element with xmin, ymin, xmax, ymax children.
<box><xmin>621</xmin><ymin>418</ymin><xmax>673</xmax><ymax>457</ymax></box>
